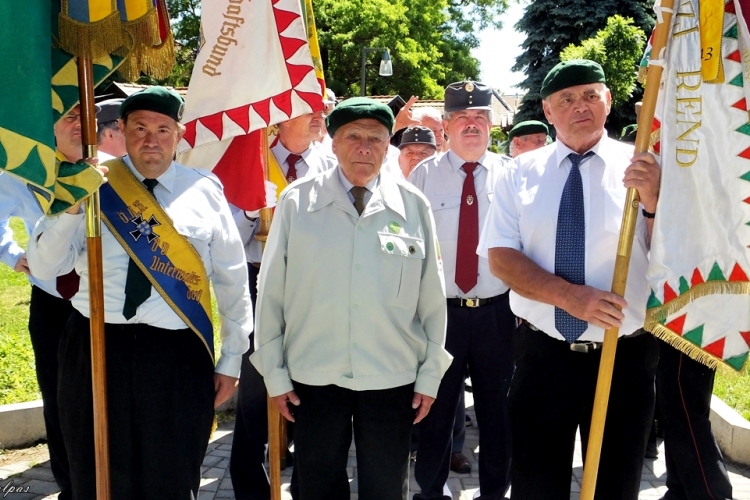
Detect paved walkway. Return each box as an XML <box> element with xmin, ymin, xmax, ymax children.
<box><xmin>2</xmin><ymin>394</ymin><xmax>750</xmax><ymax>499</ymax></box>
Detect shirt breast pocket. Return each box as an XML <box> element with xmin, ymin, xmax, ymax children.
<box><xmin>377</xmin><ymin>232</ymin><xmax>425</xmax><ymax>308</ymax></box>
<box><xmin>431</xmin><ymin>195</ymin><xmax>461</xmax><ymax>241</ymax></box>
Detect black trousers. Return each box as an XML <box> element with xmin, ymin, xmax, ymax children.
<box><xmin>58</xmin><ymin>310</ymin><xmax>215</xmax><ymax>500</ymax></box>
<box><xmin>230</xmin><ymin>264</ymin><xmax>297</xmax><ymax>500</ymax></box>
<box><xmin>292</xmin><ymin>382</ymin><xmax>416</xmax><ymax>500</ymax></box>
<box><xmin>414</xmin><ymin>294</ymin><xmax>515</xmax><ymax>500</ymax></box>
<box><xmin>28</xmin><ymin>286</ymin><xmax>74</xmax><ymax>500</ymax></box>
<box><xmin>656</xmin><ymin>338</ymin><xmax>733</xmax><ymax>500</ymax></box>
<box><xmin>508</xmin><ymin>324</ymin><xmax>658</xmax><ymax>500</ymax></box>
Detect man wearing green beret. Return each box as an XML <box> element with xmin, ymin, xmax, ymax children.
<box><xmin>251</xmin><ymin>96</ymin><xmax>451</xmax><ymax>500</ymax></box>
<box><xmin>28</xmin><ymin>86</ymin><xmax>253</xmax><ymax>499</ymax></box>
<box><xmin>507</xmin><ymin>120</ymin><xmax>549</xmax><ymax>158</ymax></box>
<box><xmin>479</xmin><ymin>59</ymin><xmax>661</xmax><ymax>499</ymax></box>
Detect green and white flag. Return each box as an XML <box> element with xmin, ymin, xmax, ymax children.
<box><xmin>645</xmin><ymin>0</ymin><xmax>750</xmax><ymax>372</ymax></box>
<box><xmin>0</xmin><ymin>2</ymin><xmax>122</xmax><ymax>215</ymax></box>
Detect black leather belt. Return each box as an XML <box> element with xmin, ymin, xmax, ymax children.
<box><xmin>522</xmin><ymin>320</ymin><xmax>602</xmax><ymax>353</ymax></box>
<box><xmin>447</xmin><ymin>296</ymin><xmax>499</xmax><ymax>308</ymax></box>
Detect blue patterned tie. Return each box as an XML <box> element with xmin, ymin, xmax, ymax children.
<box><xmin>555</xmin><ymin>151</ymin><xmax>594</xmax><ymax>343</ymax></box>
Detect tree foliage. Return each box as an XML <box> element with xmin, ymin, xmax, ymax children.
<box><xmin>560</xmin><ymin>15</ymin><xmax>646</xmax><ymax>107</ymax></box>
<box><xmin>513</xmin><ymin>0</ymin><xmax>654</xmax><ymax>129</ymax></box>
<box><xmin>131</xmin><ymin>0</ymin><xmax>509</xmax><ymax>99</ymax></box>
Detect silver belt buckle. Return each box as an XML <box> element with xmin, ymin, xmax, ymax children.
<box><xmin>570</xmin><ymin>341</ymin><xmax>601</xmax><ymax>353</ymax></box>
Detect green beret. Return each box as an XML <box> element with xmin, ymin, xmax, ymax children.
<box><xmin>119</xmin><ymin>86</ymin><xmax>185</xmax><ymax>122</ymax></box>
<box><xmin>326</xmin><ymin>97</ymin><xmax>394</xmax><ymax>138</ymax></box>
<box><xmin>508</xmin><ymin>120</ymin><xmax>549</xmax><ymax>142</ymax></box>
<box><xmin>540</xmin><ymin>59</ymin><xmax>606</xmax><ymax>99</ymax></box>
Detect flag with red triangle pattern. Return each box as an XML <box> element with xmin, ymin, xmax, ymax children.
<box><xmin>176</xmin><ymin>0</ymin><xmax>325</xmax><ymax>211</ymax></box>
<box><xmin>645</xmin><ymin>0</ymin><xmax>750</xmax><ymax>371</ymax></box>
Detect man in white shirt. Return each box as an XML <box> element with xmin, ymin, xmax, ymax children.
<box><xmin>409</xmin><ymin>81</ymin><xmax>515</xmax><ymax>500</ymax></box>
<box><xmin>27</xmin><ymin>86</ymin><xmax>252</xmax><ymax>500</ymax></box>
<box><xmin>506</xmin><ymin>120</ymin><xmax>549</xmax><ymax>158</ymax></box>
<box><xmin>478</xmin><ymin>59</ymin><xmax>660</xmax><ymax>499</ymax></box>
<box><xmin>251</xmin><ymin>97</ymin><xmax>451</xmax><ymax>500</ymax></box>
<box><xmin>229</xmin><ymin>110</ymin><xmax>335</xmax><ymax>500</ymax></box>
<box><xmin>396</xmin><ymin>126</ymin><xmax>436</xmax><ymax>180</ymax></box>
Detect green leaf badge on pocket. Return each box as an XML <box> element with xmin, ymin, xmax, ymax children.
<box><xmin>388</xmin><ymin>221</ymin><xmax>401</xmax><ymax>234</ymax></box>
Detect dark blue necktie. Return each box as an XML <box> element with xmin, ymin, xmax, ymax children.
<box><xmin>555</xmin><ymin>151</ymin><xmax>594</xmax><ymax>343</ymax></box>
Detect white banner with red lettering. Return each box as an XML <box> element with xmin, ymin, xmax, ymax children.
<box><xmin>176</xmin><ymin>0</ymin><xmax>324</xmax><ymax>210</ymax></box>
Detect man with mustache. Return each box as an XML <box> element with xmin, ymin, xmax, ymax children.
<box><xmin>27</xmin><ymin>86</ymin><xmax>253</xmax><ymax>499</ymax></box>
<box><xmin>409</xmin><ymin>81</ymin><xmax>515</xmax><ymax>500</ymax></box>
<box><xmin>229</xmin><ymin>109</ymin><xmax>336</xmax><ymax>500</ymax></box>
<box><xmin>478</xmin><ymin>59</ymin><xmax>660</xmax><ymax>499</ymax></box>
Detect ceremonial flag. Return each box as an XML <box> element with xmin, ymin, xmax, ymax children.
<box><xmin>0</xmin><ymin>2</ymin><xmax>124</xmax><ymax>215</ymax></box>
<box><xmin>645</xmin><ymin>0</ymin><xmax>750</xmax><ymax>371</ymax></box>
<box><xmin>177</xmin><ymin>0</ymin><xmax>326</xmax><ymax>211</ymax></box>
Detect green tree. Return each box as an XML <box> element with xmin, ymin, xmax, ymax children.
<box><xmin>559</xmin><ymin>15</ymin><xmax>646</xmax><ymax>133</ymax></box>
<box><xmin>513</xmin><ymin>0</ymin><xmax>654</xmax><ymax>126</ymax></box>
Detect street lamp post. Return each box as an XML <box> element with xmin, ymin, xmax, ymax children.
<box><xmin>360</xmin><ymin>47</ymin><xmax>393</xmax><ymax>96</ymax></box>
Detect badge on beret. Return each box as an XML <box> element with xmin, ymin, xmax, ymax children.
<box><xmin>465</xmin><ymin>82</ymin><xmax>475</xmax><ymax>92</ymax></box>
<box><xmin>177</xmin><ymin>102</ymin><xmax>185</xmax><ymax>121</ymax></box>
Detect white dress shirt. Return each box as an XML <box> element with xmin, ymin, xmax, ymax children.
<box><xmin>478</xmin><ymin>135</ymin><xmax>650</xmax><ymax>342</ymax></box>
<box><xmin>27</xmin><ymin>156</ymin><xmax>253</xmax><ymax>376</ymax></box>
<box><xmin>409</xmin><ymin>150</ymin><xmax>511</xmax><ymax>299</ymax></box>
<box><xmin>232</xmin><ymin>144</ymin><xmax>336</xmax><ymax>263</ymax></box>
<box><xmin>0</xmin><ymin>172</ymin><xmax>59</xmax><ymax>296</ymax></box>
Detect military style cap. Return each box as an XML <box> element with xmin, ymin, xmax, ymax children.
<box><xmin>96</xmin><ymin>98</ymin><xmax>125</xmax><ymax>124</ymax></box>
<box><xmin>508</xmin><ymin>120</ymin><xmax>549</xmax><ymax>142</ymax></box>
<box><xmin>326</xmin><ymin>97</ymin><xmax>394</xmax><ymax>137</ymax></box>
<box><xmin>399</xmin><ymin>126</ymin><xmax>436</xmax><ymax>150</ymax></box>
<box><xmin>540</xmin><ymin>59</ymin><xmax>606</xmax><ymax>98</ymax></box>
<box><xmin>119</xmin><ymin>86</ymin><xmax>185</xmax><ymax>122</ymax></box>
<box><xmin>444</xmin><ymin>81</ymin><xmax>492</xmax><ymax>113</ymax></box>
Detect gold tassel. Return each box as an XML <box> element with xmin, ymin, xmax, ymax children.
<box><xmin>58</xmin><ymin>10</ymin><xmax>123</xmax><ymax>59</ymax></box>
<box><xmin>647</xmin><ymin>281</ymin><xmax>750</xmax><ymax>323</ymax></box>
<box><xmin>646</xmin><ymin>323</ymin><xmax>722</xmax><ymax>370</ymax></box>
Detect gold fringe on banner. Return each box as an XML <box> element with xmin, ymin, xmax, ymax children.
<box><xmin>58</xmin><ymin>10</ymin><xmax>123</xmax><ymax>59</ymax></box>
<box><xmin>121</xmin><ymin>6</ymin><xmax>161</xmax><ymax>48</ymax></box>
<box><xmin>645</xmin><ymin>322</ymin><xmax>722</xmax><ymax>370</ymax></box>
<box><xmin>647</xmin><ymin>281</ymin><xmax>750</xmax><ymax>323</ymax></box>
<box><xmin>115</xmin><ymin>30</ymin><xmax>175</xmax><ymax>81</ymax></box>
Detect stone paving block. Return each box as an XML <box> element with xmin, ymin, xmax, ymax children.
<box><xmin>219</xmin><ymin>478</ymin><xmax>233</xmax><ymax>490</ymax></box>
<box><xmin>197</xmin><ymin>490</ymin><xmax>215</xmax><ymax>500</ymax></box>
<box><xmin>211</xmin><ymin>449</ymin><xmax>232</xmax><ymax>458</ymax></box>
<box><xmin>204</xmin><ymin>467</ymin><xmax>225</xmax><ymax>479</ymax></box>
<box><xmin>20</xmin><ymin>467</ymin><xmax>55</xmax><ymax>482</ymax></box>
<box><xmin>201</xmin><ymin>477</ymin><xmax>221</xmax><ymax>492</ymax></box>
<box><xmin>215</xmin><ymin>490</ymin><xmax>234</xmax><ymax>498</ymax></box>
<box><xmin>218</xmin><ymin>444</ymin><xmax>232</xmax><ymax>451</ymax></box>
<box><xmin>203</xmin><ymin>455</ymin><xmax>222</xmax><ymax>467</ymax></box>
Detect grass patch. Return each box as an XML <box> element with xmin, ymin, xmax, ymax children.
<box><xmin>0</xmin><ymin>218</ymin><xmax>38</xmax><ymax>405</ymax></box>
<box><xmin>714</xmin><ymin>368</ymin><xmax>750</xmax><ymax>421</ymax></box>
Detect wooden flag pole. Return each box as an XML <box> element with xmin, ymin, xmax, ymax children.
<box><xmin>253</xmin><ymin>128</ymin><xmax>283</xmax><ymax>500</ymax></box>
<box><xmin>579</xmin><ymin>1</ymin><xmax>674</xmax><ymax>498</ymax></box>
<box><xmin>76</xmin><ymin>56</ymin><xmax>111</xmax><ymax>500</ymax></box>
